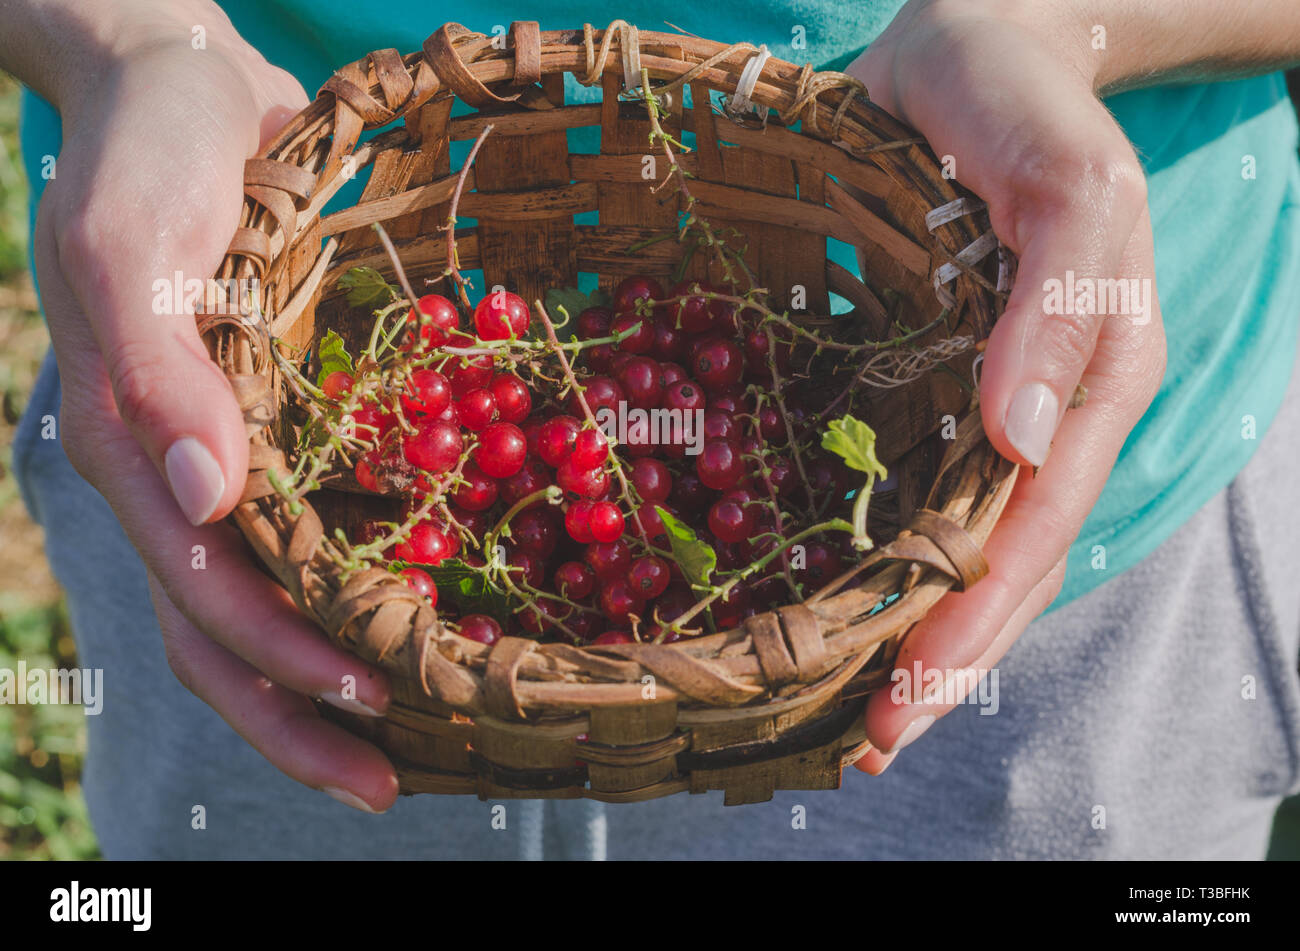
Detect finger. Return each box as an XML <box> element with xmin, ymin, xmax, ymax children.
<box><xmin>150</xmin><ymin>573</ymin><xmax>399</xmax><ymax>813</ymax></box>
<box><xmin>863</xmin><ymin>555</ymin><xmax>1067</xmax><ymax>756</ymax></box>
<box><xmin>978</xmin><ymin>145</ymin><xmax>1148</xmax><ymax>467</ymax></box>
<box><xmin>863</xmin><ymin>213</ymin><xmax>1165</xmax><ymax>751</ymax></box>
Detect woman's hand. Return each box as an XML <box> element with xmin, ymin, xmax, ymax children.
<box><xmin>20</xmin><ymin>1</ymin><xmax>398</xmax><ymax>811</ymax></box>
<box><xmin>845</xmin><ymin>0</ymin><xmax>1167</xmax><ymax>770</ymax></box>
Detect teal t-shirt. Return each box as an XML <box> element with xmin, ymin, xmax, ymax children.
<box><xmin>20</xmin><ymin>2</ymin><xmax>1300</xmax><ymax>612</ymax></box>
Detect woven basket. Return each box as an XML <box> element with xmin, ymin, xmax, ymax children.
<box><xmin>203</xmin><ymin>20</ymin><xmax>1018</xmax><ymax>806</ymax></box>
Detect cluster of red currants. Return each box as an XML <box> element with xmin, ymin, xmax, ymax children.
<box><xmin>325</xmin><ymin>274</ymin><xmax>857</xmax><ymax>648</ymax></box>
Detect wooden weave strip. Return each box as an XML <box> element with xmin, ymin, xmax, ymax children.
<box><xmin>423</xmin><ymin>23</ymin><xmax>521</xmax><ymax>108</ymax></box>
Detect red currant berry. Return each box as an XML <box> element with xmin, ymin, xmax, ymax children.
<box><xmin>711</xmin><ymin>584</ymin><xmax>751</xmax><ymax>628</ymax></box>
<box><xmin>663</xmin><ymin>379</ymin><xmax>707</xmax><ymax>414</ymax></box>
<box><xmin>538</xmin><ymin>415</ymin><xmax>582</xmax><ymax>468</ymax></box>
<box><xmin>475</xmin><ymin>422</ymin><xmax>526</xmax><ymax>479</ymax></box>
<box><xmin>457</xmin><ymin>388</ymin><xmax>498</xmax><ymax>431</ymax></box>
<box><xmin>702</xmin><ymin>408</ymin><xmax>740</xmax><ymax>442</ymax></box>
<box><xmin>696</xmin><ymin>438</ymin><xmax>745</xmax><ymax>490</ymax></box>
<box><xmin>400</xmin><ymin>368</ymin><xmax>451</xmax><ymax>417</ymax></box>
<box><xmin>403</xmin><ymin>419</ymin><xmax>463</xmax><ymax>474</ymax></box>
<box><xmin>667</xmin><ymin>279</ymin><xmax>715</xmax><ymax>334</ymax></box>
<box><xmin>708</xmin><ymin>288</ymin><xmax>739</xmax><ymax>332</ymax></box>
<box><xmin>757</xmin><ymin>405</ymin><xmax>785</xmax><ymax>441</ymax></box>
<box><xmin>750</xmin><ymin>574</ymin><xmax>787</xmax><ymax>609</ymax></box>
<box><xmin>554</xmin><ymin>561</ymin><xmax>596</xmax><ymax>600</ymax></box>
<box><xmin>447</xmin><ymin>354</ymin><xmax>494</xmax><ymax>398</ymax></box>
<box><xmin>743</xmin><ymin>326</ymin><xmax>794</xmax><ymax>374</ymax></box>
<box><xmin>346</xmin><ymin>404</ymin><xmax>394</xmax><ymax>444</ymax></box>
<box><xmin>504</xmin><ymin>548</ymin><xmax>546</xmax><ymax>588</ymax></box>
<box><xmin>795</xmin><ymin>541</ymin><xmax>844</xmax><ymax>588</ymax></box>
<box><xmin>512</xmin><ymin>508</ymin><xmax>560</xmax><ymax>557</ymax></box>
<box><xmin>631</xmin><ymin>501</ymin><xmax>670</xmax><ymax>545</ymax></box>
<box><xmin>584</xmin><ymin>538</ymin><xmax>632</xmax><ymax>580</ymax></box>
<box><xmin>577</xmin><ymin>305</ymin><xmax>614</xmax><ymax>339</ymax></box>
<box><xmin>768</xmin><ymin>456</ymin><xmax>795</xmax><ymax>496</ymax></box>
<box><xmin>322</xmin><ymin>371</ymin><xmax>354</xmax><ymax>401</ymax></box>
<box><xmin>489</xmin><ymin>374</ymin><xmax>532</xmax><ymax>424</ymax></box>
<box><xmin>588</xmin><ymin>501</ymin><xmax>625</xmax><ymax>543</ymax></box>
<box><xmin>521</xmin><ymin>416</ymin><xmax>548</xmax><ymax>456</ymax></box>
<box><xmin>612</xmin><ymin>275</ymin><xmax>664</xmax><ymax>315</ymax></box>
<box><xmin>692</xmin><ymin>338</ymin><xmax>745</xmax><ymax>391</ymax></box>
<box><xmin>599</xmin><ymin>580</ymin><xmax>644</xmax><ymax>625</ymax></box>
<box><xmin>708</xmin><ymin>492</ymin><xmax>756</xmax><ymax>543</ymax></box>
<box><xmin>611</xmin><ymin>312</ymin><xmax>655</xmax><ymax>353</ymax></box>
<box><xmin>571</xmin><ymin>428</ymin><xmax>609</xmax><ymax>469</ymax></box>
<box><xmin>518</xmin><ymin>599</ymin><xmax>566</xmax><ymax>634</ymax></box>
<box><xmin>569</xmin><ymin>375</ymin><xmax>625</xmax><ymax>419</ymax></box>
<box><xmin>655</xmin><ymin>584</ymin><xmax>696</xmax><ymax>624</ymax></box>
<box><xmin>354</xmin><ymin>455</ymin><xmax>380</xmax><ymax>492</ymax></box>
<box><xmin>402</xmin><ymin>294</ymin><xmax>460</xmax><ymax>351</ymax></box>
<box><xmin>642</xmin><ymin>623</ymin><xmax>680</xmax><ymax>644</ymax></box>
<box><xmin>395</xmin><ymin>522</ymin><xmax>453</xmax><ymax>565</ymax></box>
<box><xmin>658</xmin><ymin>362</ymin><xmax>688</xmax><ymax>387</ymax></box>
<box><xmin>565</xmin><ymin>500</ymin><xmax>597</xmax><ymax>543</ymax></box>
<box><xmin>567</xmin><ymin>612</ymin><xmax>601</xmax><ymax>642</ymax></box>
<box><xmin>608</xmin><ymin>350</ymin><xmax>636</xmax><ymax>377</ymax></box>
<box><xmin>400</xmin><ymin>567</ymin><xmax>437</xmax><ymax>604</ymax></box>
<box><xmin>630</xmin><ymin>458</ymin><xmax>671</xmax><ymax>503</ymax></box>
<box><xmin>615</xmin><ymin>356</ymin><xmax>665</xmax><ymax>409</ymax></box>
<box><xmin>473</xmin><ymin>289</ymin><xmax>530</xmax><ymax>340</ymax></box>
<box><xmin>556</xmin><ymin>459</ymin><xmax>610</xmax><ymax>500</ymax></box>
<box><xmin>500</xmin><ymin>458</ymin><xmax>551</xmax><ymax>509</ymax></box>
<box><xmin>434</xmin><ymin>401</ymin><xmax>460</xmax><ymax>426</ymax></box>
<box><xmin>623</xmin><ymin>415</ymin><xmax>658</xmax><ymax>458</ymax></box>
<box><xmin>706</xmin><ymin>391</ymin><xmax>747</xmax><ymax>415</ymax></box>
<box><xmin>627</xmin><ymin>556</ymin><xmax>670</xmax><ymax>600</ymax></box>
<box><xmin>593</xmin><ymin>630</ymin><xmax>633</xmax><ymax>645</ymax></box>
<box><xmin>669</xmin><ymin>469</ymin><xmax>712</xmax><ymax>512</ymax></box>
<box><xmin>583</xmin><ymin>343</ymin><xmax>615</xmax><ymax>373</ymax></box>
<box><xmin>458</xmin><ymin>614</ymin><xmax>503</xmax><ymax>645</ymax></box>
<box><xmin>806</xmin><ymin>458</ymin><xmax>837</xmax><ymax>497</ymax></box>
<box><xmin>652</xmin><ymin>314</ymin><xmax>688</xmax><ymax>362</ymax></box>
<box><xmin>451</xmin><ymin>460</ymin><xmax>499</xmax><ymax>511</ymax></box>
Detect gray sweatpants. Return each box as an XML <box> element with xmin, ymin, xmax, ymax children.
<box><xmin>14</xmin><ymin>344</ymin><xmax>1300</xmax><ymax>859</ymax></box>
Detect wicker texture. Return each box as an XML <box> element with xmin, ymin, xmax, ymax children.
<box><xmin>203</xmin><ymin>21</ymin><xmax>1017</xmax><ymax>806</ymax></box>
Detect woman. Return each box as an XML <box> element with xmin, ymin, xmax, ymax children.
<box><xmin>5</xmin><ymin>0</ymin><xmax>1300</xmax><ymax>858</ymax></box>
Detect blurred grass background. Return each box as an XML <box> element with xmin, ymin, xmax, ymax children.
<box><xmin>0</xmin><ymin>70</ymin><xmax>1297</xmax><ymax>862</ymax></box>
<box><xmin>0</xmin><ymin>74</ymin><xmax>99</xmax><ymax>859</ymax></box>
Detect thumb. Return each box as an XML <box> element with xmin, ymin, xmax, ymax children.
<box><xmin>978</xmin><ymin>155</ymin><xmax>1148</xmax><ymax>467</ymax></box>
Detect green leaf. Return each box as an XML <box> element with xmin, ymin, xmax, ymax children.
<box><xmin>655</xmin><ymin>506</ymin><xmax>717</xmax><ymax>588</ymax></box>
<box><xmin>545</xmin><ymin>286</ymin><xmax>611</xmax><ymax>327</ymax></box>
<box><xmin>315</xmin><ymin>330</ymin><xmax>354</xmax><ymax>386</ymax></box>
<box><xmin>337</xmin><ymin>265</ymin><xmax>397</xmax><ymax>309</ymax></box>
<box><xmin>821</xmin><ymin>415</ymin><xmax>888</xmax><ymax>482</ymax></box>
<box><xmin>399</xmin><ymin>558</ymin><xmax>513</xmax><ymax>623</ymax></box>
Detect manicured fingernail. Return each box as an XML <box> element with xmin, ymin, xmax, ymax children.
<box><xmin>164</xmin><ymin>437</ymin><xmax>225</xmax><ymax>525</ymax></box>
<box><xmin>864</xmin><ymin>749</ymin><xmax>898</xmax><ymax>776</ymax></box>
<box><xmin>1003</xmin><ymin>382</ymin><xmax>1059</xmax><ymax>466</ymax></box>
<box><xmin>885</xmin><ymin>714</ymin><xmax>935</xmax><ymax>753</ymax></box>
<box><xmin>319</xmin><ymin>690</ymin><xmax>382</xmax><ymax>718</ymax></box>
<box><xmin>322</xmin><ymin>786</ymin><xmax>380</xmax><ymax>813</ymax></box>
